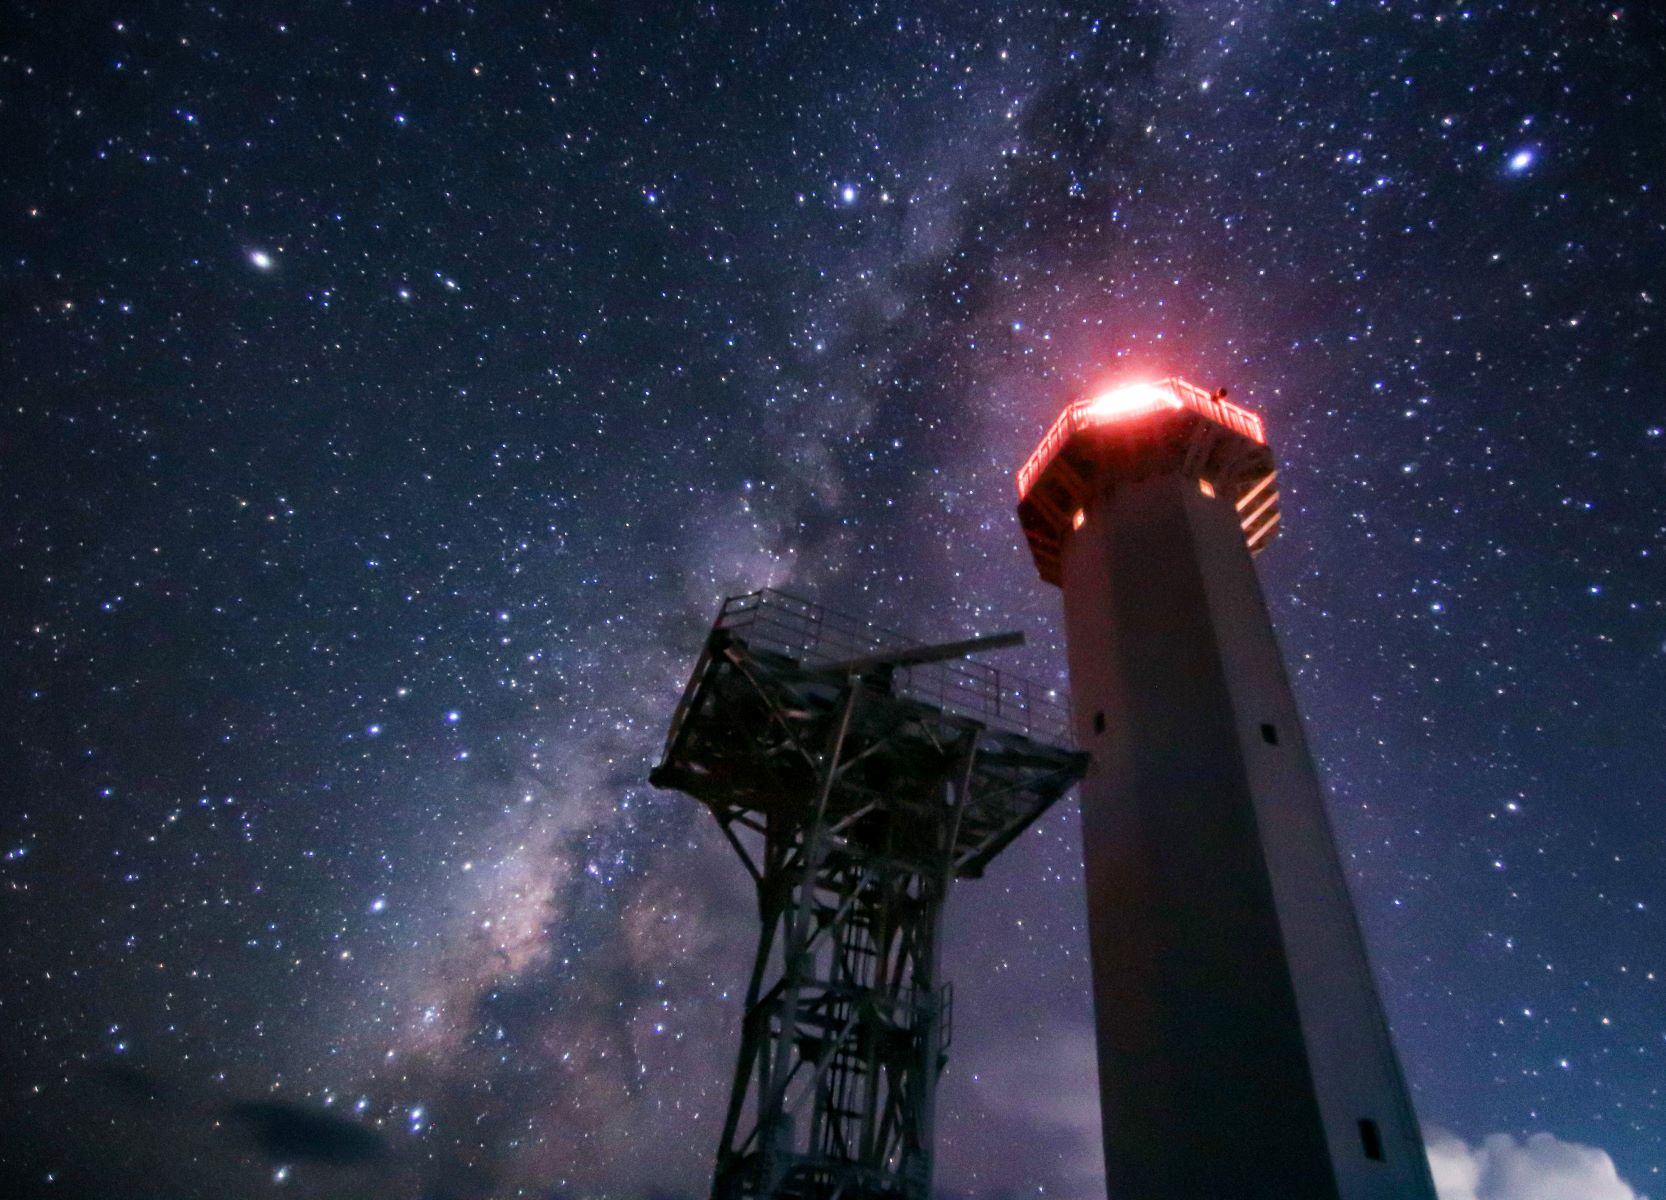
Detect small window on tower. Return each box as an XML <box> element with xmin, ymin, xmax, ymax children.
<box><xmin>1198</xmin><ymin>478</ymin><xmax>1216</xmax><ymax>498</ymax></box>
<box><xmin>1358</xmin><ymin>1118</ymin><xmax>1385</xmax><ymax>1162</ymax></box>
<box><xmin>1092</xmin><ymin>711</ymin><xmax>1106</xmax><ymax>735</ymax></box>
<box><xmin>1072</xmin><ymin>509</ymin><xmax>1086</xmax><ymax>530</ymax></box>
<box><xmin>1260</xmin><ymin>723</ymin><xmax>1279</xmax><ymax>746</ymax></box>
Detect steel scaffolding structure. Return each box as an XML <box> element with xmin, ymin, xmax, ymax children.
<box><xmin>651</xmin><ymin>590</ymin><xmax>1085</xmax><ymax>1200</ymax></box>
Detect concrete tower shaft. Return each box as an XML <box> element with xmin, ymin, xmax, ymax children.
<box><xmin>1017</xmin><ymin>379</ymin><xmax>1437</xmax><ymax>1200</ymax></box>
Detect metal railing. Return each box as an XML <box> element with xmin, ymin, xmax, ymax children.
<box><xmin>714</xmin><ymin>589</ymin><xmax>1073</xmax><ymax>745</ymax></box>
<box><xmin>1016</xmin><ymin>375</ymin><xmax>1265</xmax><ymax>499</ymax></box>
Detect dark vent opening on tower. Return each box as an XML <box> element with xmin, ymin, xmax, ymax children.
<box><xmin>1359</xmin><ymin>1118</ymin><xmax>1384</xmax><ymax>1162</ymax></box>
<box><xmin>1093</xmin><ymin>711</ymin><xmax>1106</xmax><ymax>735</ymax></box>
<box><xmin>1260</xmin><ymin>722</ymin><xmax>1279</xmax><ymax>746</ymax></box>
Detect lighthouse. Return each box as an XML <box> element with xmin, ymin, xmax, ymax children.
<box><xmin>1016</xmin><ymin>378</ymin><xmax>1437</xmax><ymax>1200</ymax></box>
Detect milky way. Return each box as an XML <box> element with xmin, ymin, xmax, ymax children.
<box><xmin>4</xmin><ymin>4</ymin><xmax>1663</xmax><ymax>1198</ymax></box>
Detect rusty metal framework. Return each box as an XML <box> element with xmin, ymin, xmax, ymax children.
<box><xmin>651</xmin><ymin>590</ymin><xmax>1085</xmax><ymax>1200</ymax></box>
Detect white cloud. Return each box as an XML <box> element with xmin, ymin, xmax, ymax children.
<box><xmin>1427</xmin><ymin>1128</ymin><xmax>1647</xmax><ymax>1200</ymax></box>
<box><xmin>956</xmin><ymin>1022</ymin><xmax>1105</xmax><ymax>1200</ymax></box>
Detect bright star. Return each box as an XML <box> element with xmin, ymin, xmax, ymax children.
<box><xmin>840</xmin><ymin>185</ymin><xmax>857</xmax><ymax>204</ymax></box>
<box><xmin>249</xmin><ymin>249</ymin><xmax>274</xmax><ymax>270</ymax></box>
<box><xmin>1507</xmin><ymin>148</ymin><xmax>1535</xmax><ymax>172</ymax></box>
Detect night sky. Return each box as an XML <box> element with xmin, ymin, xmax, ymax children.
<box><xmin>4</xmin><ymin>3</ymin><xmax>1664</xmax><ymax>1198</ymax></box>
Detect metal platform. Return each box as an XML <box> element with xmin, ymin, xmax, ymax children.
<box><xmin>650</xmin><ymin>589</ymin><xmax>1085</xmax><ymax>1200</ymax></box>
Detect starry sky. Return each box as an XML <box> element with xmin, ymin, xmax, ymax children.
<box><xmin>4</xmin><ymin>3</ymin><xmax>1664</xmax><ymax>1198</ymax></box>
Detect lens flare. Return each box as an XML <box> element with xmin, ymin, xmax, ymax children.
<box><xmin>1083</xmin><ymin>382</ymin><xmax>1182</xmax><ymax>422</ymax></box>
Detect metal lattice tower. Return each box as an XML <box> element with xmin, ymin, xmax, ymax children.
<box><xmin>651</xmin><ymin>590</ymin><xmax>1085</xmax><ymax>1200</ymax></box>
